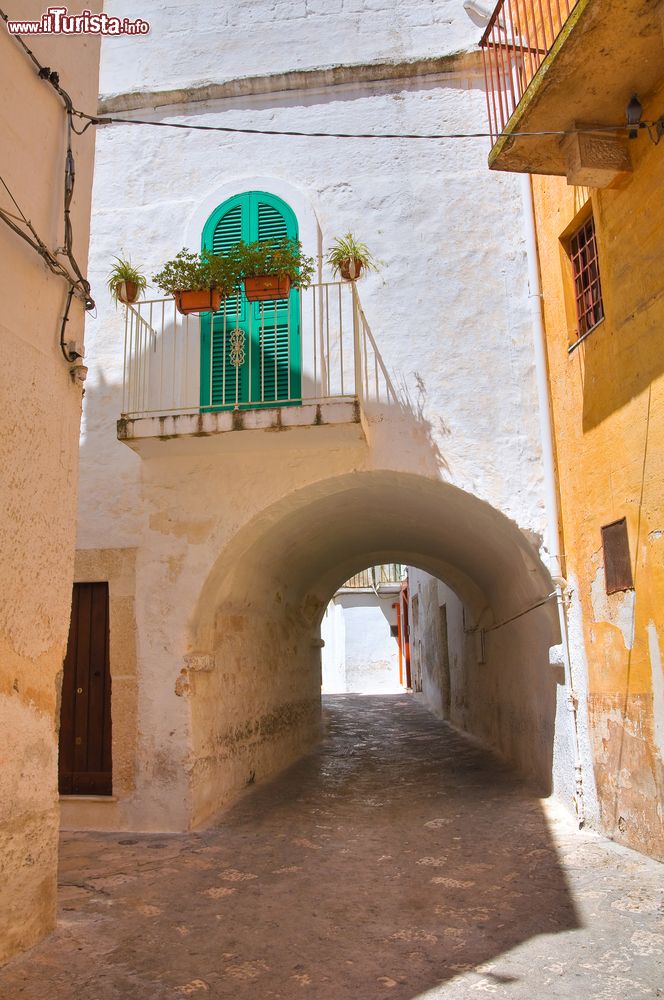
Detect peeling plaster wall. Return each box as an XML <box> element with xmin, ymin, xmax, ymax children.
<box><xmin>532</xmin><ymin>73</ymin><xmax>664</xmax><ymax>858</ymax></box>
<box><xmin>407</xmin><ymin>568</ymin><xmax>561</xmax><ymax>793</ymax></box>
<box><xmin>75</xmin><ymin>3</ymin><xmax>561</xmax><ymax>831</ymax></box>
<box><xmin>0</xmin><ymin>2</ymin><xmax>100</xmax><ymax>962</ymax></box>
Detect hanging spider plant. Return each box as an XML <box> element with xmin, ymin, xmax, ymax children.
<box><xmin>106</xmin><ymin>256</ymin><xmax>148</xmax><ymax>305</ymax></box>
<box><xmin>325</xmin><ymin>233</ymin><xmax>379</xmax><ymax>281</ymax></box>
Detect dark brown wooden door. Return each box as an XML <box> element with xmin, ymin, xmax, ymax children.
<box><xmin>59</xmin><ymin>582</ymin><xmax>112</xmax><ymax>795</ymax></box>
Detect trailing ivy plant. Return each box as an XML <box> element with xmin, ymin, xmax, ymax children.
<box><xmin>325</xmin><ymin>233</ymin><xmax>379</xmax><ymax>278</ymax></box>
<box><xmin>229</xmin><ymin>238</ymin><xmax>315</xmax><ymax>289</ymax></box>
<box><xmin>152</xmin><ymin>249</ymin><xmax>240</xmax><ymax>296</ymax></box>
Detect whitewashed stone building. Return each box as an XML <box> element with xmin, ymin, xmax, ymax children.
<box><xmin>321</xmin><ymin>565</ymin><xmax>403</xmax><ymax>693</ymax></box>
<box><xmin>68</xmin><ymin>0</ymin><xmax>597</xmax><ymax>833</ymax></box>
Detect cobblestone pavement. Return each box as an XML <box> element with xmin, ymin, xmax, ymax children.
<box><xmin>1</xmin><ymin>695</ymin><xmax>662</xmax><ymax>999</ymax></box>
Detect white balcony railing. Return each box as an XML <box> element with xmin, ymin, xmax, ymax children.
<box><xmin>342</xmin><ymin>564</ymin><xmax>405</xmax><ymax>590</ymax></box>
<box><xmin>121</xmin><ymin>281</ymin><xmax>396</xmax><ymax>420</ymax></box>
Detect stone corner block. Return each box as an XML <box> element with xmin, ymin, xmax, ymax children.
<box><xmin>560</xmin><ymin>130</ymin><xmax>632</xmax><ymax>189</ymax></box>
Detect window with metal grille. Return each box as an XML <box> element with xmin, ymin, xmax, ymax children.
<box><xmin>569</xmin><ymin>215</ymin><xmax>604</xmax><ymax>337</ymax></box>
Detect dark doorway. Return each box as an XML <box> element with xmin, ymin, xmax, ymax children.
<box><xmin>58</xmin><ymin>582</ymin><xmax>112</xmax><ymax>795</ymax></box>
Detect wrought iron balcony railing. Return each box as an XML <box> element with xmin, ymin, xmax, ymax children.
<box><xmin>480</xmin><ymin>0</ymin><xmax>579</xmax><ymax>144</ymax></box>
<box><xmin>121</xmin><ymin>281</ymin><xmax>397</xmax><ymax>420</ymax></box>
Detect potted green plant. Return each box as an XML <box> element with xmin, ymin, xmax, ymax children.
<box><xmin>106</xmin><ymin>256</ymin><xmax>148</xmax><ymax>305</ymax></box>
<box><xmin>326</xmin><ymin>233</ymin><xmax>379</xmax><ymax>281</ymax></box>
<box><xmin>230</xmin><ymin>238</ymin><xmax>315</xmax><ymax>302</ymax></box>
<box><xmin>152</xmin><ymin>249</ymin><xmax>240</xmax><ymax>315</ymax></box>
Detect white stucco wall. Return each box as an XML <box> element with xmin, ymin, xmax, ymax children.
<box><xmin>74</xmin><ymin>2</ymin><xmax>564</xmax><ymax>831</ymax></box>
<box><xmin>321</xmin><ymin>601</ymin><xmax>347</xmax><ymax>692</ymax></box>
<box><xmin>322</xmin><ymin>591</ymin><xmax>400</xmax><ymax>693</ymax></box>
<box><xmin>80</xmin><ymin>70</ymin><xmax>544</xmax><ymax>548</ymax></box>
<box><xmin>100</xmin><ymin>0</ymin><xmax>483</xmax><ymax>98</ymax></box>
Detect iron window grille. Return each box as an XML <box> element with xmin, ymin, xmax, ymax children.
<box><xmin>569</xmin><ymin>215</ymin><xmax>604</xmax><ymax>338</ymax></box>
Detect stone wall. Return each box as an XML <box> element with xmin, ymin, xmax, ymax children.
<box><xmin>0</xmin><ymin>2</ymin><xmax>100</xmax><ymax>963</ymax></box>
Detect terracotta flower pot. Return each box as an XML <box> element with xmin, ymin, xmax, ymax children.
<box><xmin>339</xmin><ymin>258</ymin><xmax>364</xmax><ymax>281</ymax></box>
<box><xmin>244</xmin><ymin>274</ymin><xmax>292</xmax><ymax>302</ymax></box>
<box><xmin>174</xmin><ymin>288</ymin><xmax>223</xmax><ymax>315</ymax></box>
<box><xmin>116</xmin><ymin>279</ymin><xmax>139</xmax><ymax>304</ymax></box>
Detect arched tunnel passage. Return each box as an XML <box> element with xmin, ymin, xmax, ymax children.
<box><xmin>186</xmin><ymin>470</ymin><xmax>566</xmax><ymax>829</ymax></box>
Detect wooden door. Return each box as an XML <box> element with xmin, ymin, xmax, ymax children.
<box><xmin>58</xmin><ymin>582</ymin><xmax>112</xmax><ymax>795</ymax></box>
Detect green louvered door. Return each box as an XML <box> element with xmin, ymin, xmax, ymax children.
<box><xmin>200</xmin><ymin>191</ymin><xmax>301</xmax><ymax>410</ymax></box>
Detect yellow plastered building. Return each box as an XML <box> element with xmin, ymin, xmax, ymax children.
<box><xmin>484</xmin><ymin>0</ymin><xmax>664</xmax><ymax>856</ymax></box>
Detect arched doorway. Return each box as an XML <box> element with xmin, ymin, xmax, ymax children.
<box><xmin>200</xmin><ymin>191</ymin><xmax>301</xmax><ymax>410</ymax></box>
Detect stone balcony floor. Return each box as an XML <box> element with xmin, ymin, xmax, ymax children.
<box><xmin>1</xmin><ymin>695</ymin><xmax>661</xmax><ymax>999</ymax></box>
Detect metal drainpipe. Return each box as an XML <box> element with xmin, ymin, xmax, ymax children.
<box><xmin>519</xmin><ymin>173</ymin><xmax>586</xmax><ymax>827</ymax></box>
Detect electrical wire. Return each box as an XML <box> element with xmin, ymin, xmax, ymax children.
<box><xmin>80</xmin><ymin>110</ymin><xmax>651</xmax><ymax>143</ymax></box>
<box><xmin>483</xmin><ymin>592</ymin><xmax>557</xmax><ymax>633</ymax></box>
<box><xmin>0</xmin><ymin>6</ymin><xmax>95</xmax><ymax>323</ymax></box>
<box><xmin>0</xmin><ymin>173</ymin><xmax>91</xmax><ymax>302</ymax></box>
<box><xmin>59</xmin><ymin>285</ymin><xmax>76</xmax><ymax>361</ymax></box>
<box><xmin>0</xmin><ymin>9</ymin><xmax>653</xmax><ymax>143</ymax></box>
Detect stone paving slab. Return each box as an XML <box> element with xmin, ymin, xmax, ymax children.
<box><xmin>1</xmin><ymin>695</ymin><xmax>662</xmax><ymax>999</ymax></box>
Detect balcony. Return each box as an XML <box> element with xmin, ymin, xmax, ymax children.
<box><xmin>118</xmin><ymin>281</ymin><xmax>396</xmax><ymax>453</ymax></box>
<box><xmin>481</xmin><ymin>0</ymin><xmax>664</xmax><ymax>181</ymax></box>
<box><xmin>340</xmin><ymin>564</ymin><xmax>405</xmax><ymax>592</ymax></box>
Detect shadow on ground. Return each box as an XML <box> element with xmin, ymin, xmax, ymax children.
<box><xmin>1</xmin><ymin>695</ymin><xmax>579</xmax><ymax>999</ymax></box>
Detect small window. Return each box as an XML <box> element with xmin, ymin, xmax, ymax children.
<box><xmin>601</xmin><ymin>519</ymin><xmax>634</xmax><ymax>594</ymax></box>
<box><xmin>390</xmin><ymin>625</ymin><xmax>399</xmax><ymax>638</ymax></box>
<box><xmin>569</xmin><ymin>215</ymin><xmax>604</xmax><ymax>338</ymax></box>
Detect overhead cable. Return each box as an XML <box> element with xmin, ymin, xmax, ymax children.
<box><xmin>81</xmin><ymin>110</ymin><xmax>647</xmax><ymax>142</ymax></box>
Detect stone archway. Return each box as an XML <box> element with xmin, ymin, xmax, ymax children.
<box><xmin>184</xmin><ymin>470</ymin><xmax>561</xmax><ymax>828</ymax></box>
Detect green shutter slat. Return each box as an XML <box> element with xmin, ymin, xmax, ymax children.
<box><xmin>257</xmin><ymin>201</ymin><xmax>289</xmax><ymax>242</ymax></box>
<box><xmin>258</xmin><ymin>322</ymin><xmax>291</xmax><ymax>401</ymax></box>
<box><xmin>212</xmin><ymin>205</ymin><xmax>243</xmax><ymax>314</ymax></box>
<box><xmin>212</xmin><ymin>204</ymin><xmax>242</xmax><ymax>253</ymax></box>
